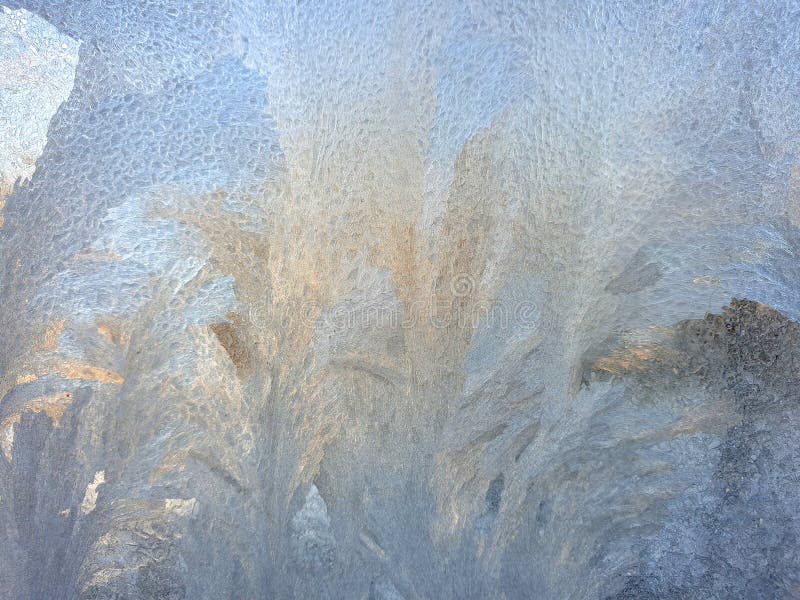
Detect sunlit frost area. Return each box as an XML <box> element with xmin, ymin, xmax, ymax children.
<box><xmin>0</xmin><ymin>1</ymin><xmax>799</xmax><ymax>598</ymax></box>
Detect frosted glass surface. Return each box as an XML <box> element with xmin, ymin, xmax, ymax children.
<box><xmin>0</xmin><ymin>1</ymin><xmax>799</xmax><ymax>598</ymax></box>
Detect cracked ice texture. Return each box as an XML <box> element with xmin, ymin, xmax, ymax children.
<box><xmin>0</xmin><ymin>1</ymin><xmax>799</xmax><ymax>599</ymax></box>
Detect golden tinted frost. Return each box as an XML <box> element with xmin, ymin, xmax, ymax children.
<box><xmin>42</xmin><ymin>319</ymin><xmax>65</xmax><ymax>350</ymax></box>
<box><xmin>592</xmin><ymin>344</ymin><xmax>673</xmax><ymax>375</ymax></box>
<box><xmin>209</xmin><ymin>314</ymin><xmax>253</xmax><ymax>376</ymax></box>
<box><xmin>57</xmin><ymin>361</ymin><xmax>124</xmax><ymax>384</ymax></box>
<box><xmin>17</xmin><ymin>390</ymin><xmax>74</xmax><ymax>426</ymax></box>
<box><xmin>0</xmin><ymin>391</ymin><xmax>74</xmax><ymax>461</ymax></box>
<box><xmin>14</xmin><ymin>373</ymin><xmax>36</xmax><ymax>386</ymax></box>
<box><xmin>95</xmin><ymin>317</ymin><xmax>129</xmax><ymax>347</ymax></box>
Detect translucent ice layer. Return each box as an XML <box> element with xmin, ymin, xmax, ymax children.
<box><xmin>0</xmin><ymin>1</ymin><xmax>799</xmax><ymax>598</ymax></box>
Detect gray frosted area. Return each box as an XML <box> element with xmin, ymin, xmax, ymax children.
<box><xmin>0</xmin><ymin>1</ymin><xmax>799</xmax><ymax>598</ymax></box>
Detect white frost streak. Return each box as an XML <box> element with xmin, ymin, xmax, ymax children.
<box><xmin>80</xmin><ymin>470</ymin><xmax>106</xmax><ymax>514</ymax></box>
<box><xmin>0</xmin><ymin>420</ymin><xmax>14</xmax><ymax>462</ymax></box>
<box><xmin>165</xmin><ymin>497</ymin><xmax>197</xmax><ymax>517</ymax></box>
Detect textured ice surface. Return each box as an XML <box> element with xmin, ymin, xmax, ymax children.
<box><xmin>0</xmin><ymin>5</ymin><xmax>78</xmax><ymax>224</ymax></box>
<box><xmin>0</xmin><ymin>1</ymin><xmax>799</xmax><ymax>599</ymax></box>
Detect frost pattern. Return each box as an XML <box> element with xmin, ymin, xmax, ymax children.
<box><xmin>0</xmin><ymin>1</ymin><xmax>799</xmax><ymax>599</ymax></box>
